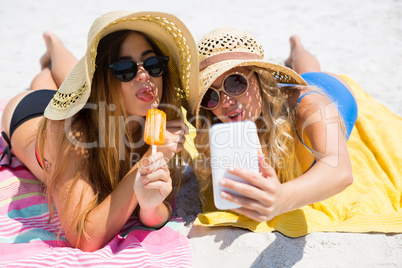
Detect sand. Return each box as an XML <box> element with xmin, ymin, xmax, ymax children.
<box><xmin>1</xmin><ymin>0</ymin><xmax>401</xmax><ymax>267</ymax></box>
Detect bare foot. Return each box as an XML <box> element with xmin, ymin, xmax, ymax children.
<box><xmin>39</xmin><ymin>31</ymin><xmax>63</xmax><ymax>69</ymax></box>
<box><xmin>284</xmin><ymin>35</ymin><xmax>302</xmax><ymax>69</ymax></box>
<box><xmin>40</xmin><ymin>31</ymin><xmax>52</xmax><ymax>69</ymax></box>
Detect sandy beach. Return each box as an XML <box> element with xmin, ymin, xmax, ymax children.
<box><xmin>1</xmin><ymin>0</ymin><xmax>402</xmax><ymax>267</ymax></box>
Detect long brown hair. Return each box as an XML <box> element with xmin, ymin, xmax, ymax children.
<box><xmin>37</xmin><ymin>30</ymin><xmax>183</xmax><ymax>246</ymax></box>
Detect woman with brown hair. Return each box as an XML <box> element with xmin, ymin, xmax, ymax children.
<box><xmin>0</xmin><ymin>11</ymin><xmax>198</xmax><ymax>251</ymax></box>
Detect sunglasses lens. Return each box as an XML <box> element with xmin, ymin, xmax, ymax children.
<box><xmin>144</xmin><ymin>56</ymin><xmax>169</xmax><ymax>77</ymax></box>
<box><xmin>201</xmin><ymin>88</ymin><xmax>220</xmax><ymax>109</ymax></box>
<box><xmin>224</xmin><ymin>74</ymin><xmax>248</xmax><ymax>96</ymax></box>
<box><xmin>110</xmin><ymin>61</ymin><xmax>137</xmax><ymax>82</ymax></box>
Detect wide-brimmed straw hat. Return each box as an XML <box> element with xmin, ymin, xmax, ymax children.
<box><xmin>44</xmin><ymin>10</ymin><xmax>198</xmax><ymax>120</ymax></box>
<box><xmin>189</xmin><ymin>28</ymin><xmax>307</xmax><ymax>115</ymax></box>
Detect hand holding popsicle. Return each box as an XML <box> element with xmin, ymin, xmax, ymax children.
<box><xmin>135</xmin><ymin>152</ymin><xmax>172</xmax><ymax>210</ymax></box>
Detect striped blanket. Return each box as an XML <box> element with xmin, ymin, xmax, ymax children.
<box><xmin>0</xmin><ymin>138</ymin><xmax>192</xmax><ymax>267</ymax></box>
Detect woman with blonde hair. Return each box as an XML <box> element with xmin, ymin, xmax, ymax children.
<box><xmin>188</xmin><ymin>28</ymin><xmax>358</xmax><ymax>222</ymax></box>
<box><xmin>0</xmin><ymin>11</ymin><xmax>198</xmax><ymax>251</ymax></box>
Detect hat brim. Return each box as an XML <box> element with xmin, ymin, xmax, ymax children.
<box><xmin>191</xmin><ymin>59</ymin><xmax>307</xmax><ymax>115</ymax></box>
<box><xmin>44</xmin><ymin>11</ymin><xmax>198</xmax><ymax>121</ymax></box>
<box><xmin>44</xmin><ymin>57</ymin><xmax>90</xmax><ymax>120</ymax></box>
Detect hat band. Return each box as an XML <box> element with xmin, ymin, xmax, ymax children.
<box><xmin>199</xmin><ymin>52</ymin><xmax>262</xmax><ymax>70</ymax></box>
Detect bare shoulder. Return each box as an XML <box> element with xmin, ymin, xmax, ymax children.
<box><xmin>46</xmin><ymin>119</ymin><xmax>67</xmax><ymax>136</ymax></box>
<box><xmin>293</xmin><ymin>86</ymin><xmax>336</xmax><ymax>122</ymax></box>
<box><xmin>45</xmin><ymin>117</ymin><xmax>90</xmax><ymax>183</ymax></box>
<box><xmin>46</xmin><ymin>117</ymin><xmax>87</xmax><ymax>144</ymax></box>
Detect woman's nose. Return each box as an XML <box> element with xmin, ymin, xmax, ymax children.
<box><xmin>134</xmin><ymin>65</ymin><xmax>149</xmax><ymax>82</ymax></box>
<box><xmin>220</xmin><ymin>92</ymin><xmax>236</xmax><ymax>108</ymax></box>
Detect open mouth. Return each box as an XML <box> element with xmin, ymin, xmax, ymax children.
<box><xmin>227</xmin><ymin>110</ymin><xmax>244</xmax><ymax>121</ymax></box>
<box><xmin>135</xmin><ymin>87</ymin><xmax>155</xmax><ymax>102</ymax></box>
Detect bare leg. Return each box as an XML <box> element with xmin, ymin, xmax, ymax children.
<box><xmin>2</xmin><ymin>31</ymin><xmax>75</xmax><ymax>137</ymax></box>
<box><xmin>40</xmin><ymin>31</ymin><xmax>78</xmax><ymax>87</ymax></box>
<box><xmin>284</xmin><ymin>35</ymin><xmax>321</xmax><ymax>74</ymax></box>
<box><xmin>284</xmin><ymin>35</ymin><xmax>357</xmax><ymax>102</ymax></box>
<box><xmin>29</xmin><ymin>67</ymin><xmax>58</xmax><ymax>91</ymax></box>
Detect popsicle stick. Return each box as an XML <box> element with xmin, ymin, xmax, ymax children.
<box><xmin>151</xmin><ymin>104</ymin><xmax>157</xmax><ymax>155</ymax></box>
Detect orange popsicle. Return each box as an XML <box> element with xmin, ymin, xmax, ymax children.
<box><xmin>144</xmin><ymin>109</ymin><xmax>166</xmax><ymax>153</ymax></box>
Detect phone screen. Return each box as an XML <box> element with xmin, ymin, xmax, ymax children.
<box><xmin>209</xmin><ymin>121</ymin><xmax>260</xmax><ymax>210</ymax></box>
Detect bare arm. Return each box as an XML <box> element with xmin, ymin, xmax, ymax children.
<box><xmin>219</xmin><ymin>93</ymin><xmax>353</xmax><ymax>221</ymax></box>
<box><xmin>50</xmin><ymin>153</ymin><xmax>139</xmax><ymax>251</ymax></box>
<box><xmin>279</xmin><ymin>93</ymin><xmax>353</xmax><ymax>212</ymax></box>
<box><xmin>47</xmin><ymin>123</ymin><xmax>172</xmax><ymax>251</ymax></box>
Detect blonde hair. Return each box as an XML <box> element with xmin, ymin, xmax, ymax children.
<box><xmin>37</xmin><ymin>30</ymin><xmax>182</xmax><ymax>247</ymax></box>
<box><xmin>193</xmin><ymin>66</ymin><xmax>303</xmax><ymax>199</ymax></box>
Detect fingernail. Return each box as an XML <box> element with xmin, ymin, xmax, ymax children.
<box><xmin>228</xmin><ymin>166</ymin><xmax>235</xmax><ymax>172</ymax></box>
<box><xmin>219</xmin><ymin>179</ymin><xmax>226</xmax><ymax>186</ymax></box>
<box><xmin>220</xmin><ymin>191</ymin><xmax>228</xmax><ymax>198</ymax></box>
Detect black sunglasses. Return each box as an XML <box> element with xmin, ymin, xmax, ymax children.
<box><xmin>201</xmin><ymin>71</ymin><xmax>254</xmax><ymax>110</ymax></box>
<box><xmin>109</xmin><ymin>56</ymin><xmax>169</xmax><ymax>82</ymax></box>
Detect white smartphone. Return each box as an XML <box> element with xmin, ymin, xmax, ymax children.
<box><xmin>209</xmin><ymin>121</ymin><xmax>260</xmax><ymax>210</ymax></box>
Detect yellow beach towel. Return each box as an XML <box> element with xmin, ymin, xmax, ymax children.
<box><xmin>190</xmin><ymin>75</ymin><xmax>402</xmax><ymax>237</ymax></box>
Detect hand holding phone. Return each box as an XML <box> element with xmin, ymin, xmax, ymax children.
<box><xmin>209</xmin><ymin>121</ymin><xmax>260</xmax><ymax>210</ymax></box>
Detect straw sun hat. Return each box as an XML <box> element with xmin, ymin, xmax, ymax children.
<box><xmin>189</xmin><ymin>28</ymin><xmax>307</xmax><ymax>116</ymax></box>
<box><xmin>44</xmin><ymin>10</ymin><xmax>198</xmax><ymax>120</ymax></box>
